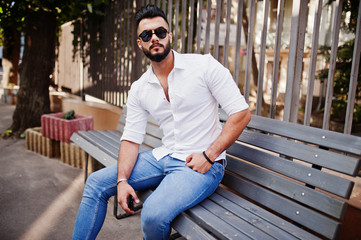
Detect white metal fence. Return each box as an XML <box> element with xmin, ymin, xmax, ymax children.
<box><xmin>73</xmin><ymin>0</ymin><xmax>360</xmax><ymax>134</ymax></box>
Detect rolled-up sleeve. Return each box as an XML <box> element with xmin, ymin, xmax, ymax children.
<box><xmin>120</xmin><ymin>82</ymin><xmax>149</xmax><ymax>144</ymax></box>
<box><xmin>205</xmin><ymin>54</ymin><xmax>249</xmax><ymax>116</ymax></box>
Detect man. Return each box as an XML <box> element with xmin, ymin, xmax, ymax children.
<box><xmin>72</xmin><ymin>4</ymin><xmax>250</xmax><ymax>240</ymax></box>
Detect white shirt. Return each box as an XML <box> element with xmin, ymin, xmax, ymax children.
<box><xmin>121</xmin><ymin>51</ymin><xmax>249</xmax><ymax>161</ymax></box>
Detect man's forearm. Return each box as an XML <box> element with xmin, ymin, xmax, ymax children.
<box><xmin>117</xmin><ymin>140</ymin><xmax>140</xmax><ymax>181</ymax></box>
<box><xmin>206</xmin><ymin>109</ymin><xmax>251</xmax><ymax>161</ymax></box>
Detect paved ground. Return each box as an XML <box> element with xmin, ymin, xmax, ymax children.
<box><xmin>0</xmin><ymin>103</ymin><xmax>143</xmax><ymax>240</ymax></box>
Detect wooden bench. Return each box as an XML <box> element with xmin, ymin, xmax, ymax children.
<box><xmin>71</xmin><ymin>108</ymin><xmax>361</xmax><ymax>240</ymax></box>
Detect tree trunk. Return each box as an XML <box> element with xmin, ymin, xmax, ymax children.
<box><xmin>11</xmin><ymin>10</ymin><xmax>56</xmax><ymax>134</ymax></box>
<box><xmin>1</xmin><ymin>26</ymin><xmax>21</xmax><ymax>87</ymax></box>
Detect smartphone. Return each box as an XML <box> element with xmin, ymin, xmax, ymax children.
<box><xmin>127</xmin><ymin>195</ymin><xmax>135</xmax><ymax>211</ymax></box>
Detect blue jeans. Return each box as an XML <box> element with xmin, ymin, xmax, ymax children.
<box><xmin>72</xmin><ymin>150</ymin><xmax>225</xmax><ymax>240</ymax></box>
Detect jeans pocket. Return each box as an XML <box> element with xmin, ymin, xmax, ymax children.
<box><xmin>210</xmin><ymin>162</ymin><xmax>225</xmax><ymax>184</ymax></box>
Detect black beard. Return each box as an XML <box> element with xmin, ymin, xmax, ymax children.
<box><xmin>143</xmin><ymin>41</ymin><xmax>171</xmax><ymax>62</ymax></box>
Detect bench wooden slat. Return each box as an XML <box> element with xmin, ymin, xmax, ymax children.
<box><xmin>226</xmin><ymin>156</ymin><xmax>347</xmax><ymax>219</ymax></box>
<box><xmin>239</xmin><ymin>129</ymin><xmax>360</xmax><ymax>176</ymax></box>
<box><xmin>199</xmin><ymin>199</ymin><xmax>278</xmax><ymax>240</ymax></box>
<box><xmin>145</xmin><ymin>123</ymin><xmax>163</xmax><ymax>139</ymax></box>
<box><xmin>139</xmin><ymin>144</ymin><xmax>152</xmax><ymax>152</ymax></box>
<box><xmin>73</xmin><ymin>131</ymin><xmax>152</xmax><ymax>168</ymax></box>
<box><xmin>117</xmin><ymin>115</ymin><xmax>163</xmax><ymax>149</ymax></box>
<box><xmin>103</xmin><ymin>130</ymin><xmax>152</xmax><ymax>154</ymax></box>
<box><xmin>105</xmin><ymin>130</ymin><xmax>122</xmax><ymax>139</ymax></box>
<box><xmin>98</xmin><ymin>130</ymin><xmax>153</xmax><ymax>160</ymax></box>
<box><xmin>76</xmin><ymin>131</ymin><xmax>118</xmax><ymax>159</ymax></box>
<box><xmin>248</xmin><ymin>115</ymin><xmax>361</xmax><ymax>156</ymax></box>
<box><xmin>122</xmin><ymin>107</ymin><xmax>158</xmax><ymax>127</ymax></box>
<box><xmin>118</xmin><ymin>114</ymin><xmax>126</xmax><ymax>124</ymax></box>
<box><xmin>116</xmin><ymin>116</ymin><xmax>126</xmax><ymax>132</ymax></box>
<box><xmin>186</xmin><ymin>205</ymin><xmax>254</xmax><ymax>240</ymax></box>
<box><xmin>215</xmin><ymin>188</ymin><xmax>322</xmax><ymax>240</ymax></box>
<box><xmin>70</xmin><ymin>133</ymin><xmax>117</xmax><ymax>166</ymax></box>
<box><xmin>90</xmin><ymin>131</ymin><xmax>133</xmax><ymax>160</ymax></box>
<box><xmin>100</xmin><ymin>130</ymin><xmax>125</xmax><ymax>149</ymax></box>
<box><xmin>147</xmin><ymin>115</ymin><xmax>159</xmax><ymax>125</ymax></box>
<box><xmin>116</xmin><ymin>123</ymin><xmax>125</xmax><ymax>134</ymax></box>
<box><xmin>227</xmin><ymin>143</ymin><xmax>354</xmax><ymax>198</ymax></box>
<box><xmin>222</xmin><ymin>173</ymin><xmax>340</xmax><ymax>240</ymax></box>
<box><xmin>118</xmin><ymin>113</ymin><xmax>163</xmax><ymax>138</ymax></box>
<box><xmin>88</xmin><ymin>131</ymin><xmax>120</xmax><ymax>151</ymax></box>
<box><xmin>79</xmin><ymin>131</ymin><xmax>119</xmax><ymax>159</ymax></box>
<box><xmin>143</xmin><ymin>134</ymin><xmax>162</xmax><ymax>149</ymax></box>
<box><xmin>98</xmin><ymin>130</ymin><xmax>122</xmax><ymax>143</ymax></box>
<box><xmin>208</xmin><ymin>193</ymin><xmax>300</xmax><ymax>240</ymax></box>
<box><xmin>171</xmin><ymin>213</ymin><xmax>218</xmax><ymax>240</ymax></box>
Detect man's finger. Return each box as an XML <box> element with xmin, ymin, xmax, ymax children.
<box><xmin>120</xmin><ymin>196</ymin><xmax>135</xmax><ymax>214</ymax></box>
<box><xmin>130</xmin><ymin>190</ymin><xmax>140</xmax><ymax>204</ymax></box>
<box><xmin>123</xmin><ymin>205</ymin><xmax>135</xmax><ymax>214</ymax></box>
<box><xmin>185</xmin><ymin>155</ymin><xmax>192</xmax><ymax>164</ymax></box>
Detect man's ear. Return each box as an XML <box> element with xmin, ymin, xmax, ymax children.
<box><xmin>136</xmin><ymin>39</ymin><xmax>142</xmax><ymax>49</ymax></box>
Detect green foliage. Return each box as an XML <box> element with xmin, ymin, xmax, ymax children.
<box><xmin>0</xmin><ymin>0</ymin><xmax>109</xmax><ymax>40</ymax></box>
<box><xmin>318</xmin><ymin>39</ymin><xmax>361</xmax><ymax>122</ymax></box>
<box><xmin>1</xmin><ymin>129</ymin><xmax>13</xmax><ymax>138</ymax></box>
<box><xmin>20</xmin><ymin>132</ymin><xmax>26</xmax><ymax>139</ymax></box>
<box><xmin>354</xmin><ymin>104</ymin><xmax>361</xmax><ymax>123</ymax></box>
<box><xmin>0</xmin><ymin>0</ymin><xmax>109</xmax><ymax>63</ymax></box>
<box><xmin>0</xmin><ymin>1</ymin><xmax>25</xmax><ymax>46</ymax></box>
<box><xmin>60</xmin><ymin>110</ymin><xmax>76</xmax><ymax>120</ymax></box>
<box><xmin>319</xmin><ymin>0</ymin><xmax>361</xmax><ymax>123</ymax></box>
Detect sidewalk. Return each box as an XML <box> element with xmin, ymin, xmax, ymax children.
<box><xmin>0</xmin><ymin>103</ymin><xmax>142</xmax><ymax>240</ymax></box>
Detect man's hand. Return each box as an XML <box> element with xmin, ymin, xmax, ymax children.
<box><xmin>117</xmin><ymin>181</ymin><xmax>140</xmax><ymax>214</ymax></box>
<box><xmin>185</xmin><ymin>153</ymin><xmax>212</xmax><ymax>174</ymax></box>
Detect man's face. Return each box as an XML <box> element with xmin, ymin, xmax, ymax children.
<box><xmin>137</xmin><ymin>16</ymin><xmax>172</xmax><ymax>62</ymax></box>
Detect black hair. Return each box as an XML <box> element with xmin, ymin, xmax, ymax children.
<box><xmin>135</xmin><ymin>4</ymin><xmax>169</xmax><ymax>28</ymax></box>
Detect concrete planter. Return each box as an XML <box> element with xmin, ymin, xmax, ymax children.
<box><xmin>41</xmin><ymin>112</ymin><xmax>93</xmax><ymax>143</ymax></box>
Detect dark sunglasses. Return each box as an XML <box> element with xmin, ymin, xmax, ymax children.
<box><xmin>138</xmin><ymin>27</ymin><xmax>168</xmax><ymax>42</ymax></box>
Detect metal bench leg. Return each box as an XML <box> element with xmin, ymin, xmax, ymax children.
<box><xmin>84</xmin><ymin>152</ymin><xmax>89</xmax><ymax>183</ymax></box>
<box><xmin>143</xmin><ymin>234</ymin><xmax>182</xmax><ymax>240</ymax></box>
<box><xmin>168</xmin><ymin>233</ymin><xmax>182</xmax><ymax>239</ymax></box>
<box><xmin>113</xmin><ymin>195</ymin><xmax>143</xmax><ymax>219</ymax></box>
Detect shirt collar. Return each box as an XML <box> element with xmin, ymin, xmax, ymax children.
<box><xmin>146</xmin><ymin>50</ymin><xmax>186</xmax><ymax>84</ymax></box>
<box><xmin>172</xmin><ymin>50</ymin><xmax>186</xmax><ymax>70</ymax></box>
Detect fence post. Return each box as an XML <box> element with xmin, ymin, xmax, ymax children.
<box><xmin>344</xmin><ymin>1</ymin><xmax>361</xmax><ymax>134</ymax></box>
<box><xmin>283</xmin><ymin>0</ymin><xmax>308</xmax><ymax>123</ymax></box>
<box><xmin>323</xmin><ymin>0</ymin><xmax>343</xmax><ymax>130</ymax></box>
